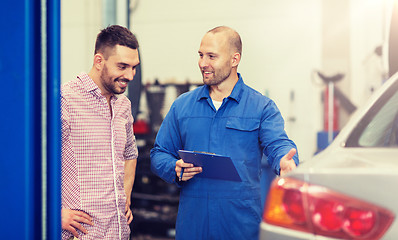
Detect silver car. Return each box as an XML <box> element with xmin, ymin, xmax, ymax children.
<box><xmin>260</xmin><ymin>73</ymin><xmax>398</xmax><ymax>240</ymax></box>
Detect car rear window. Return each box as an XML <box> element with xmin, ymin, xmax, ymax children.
<box><xmin>347</xmin><ymin>79</ymin><xmax>398</xmax><ymax>147</ymax></box>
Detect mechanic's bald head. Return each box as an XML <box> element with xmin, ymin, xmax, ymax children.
<box><xmin>207</xmin><ymin>26</ymin><xmax>242</xmax><ymax>56</ymax></box>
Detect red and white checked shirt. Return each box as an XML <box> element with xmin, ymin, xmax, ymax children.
<box><xmin>61</xmin><ymin>73</ymin><xmax>138</xmax><ymax>240</ymax></box>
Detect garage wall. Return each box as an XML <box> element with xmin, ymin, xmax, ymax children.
<box><xmin>61</xmin><ymin>0</ymin><xmax>102</xmax><ymax>83</ymax></box>
<box><xmin>350</xmin><ymin>0</ymin><xmax>392</xmax><ymax>106</ymax></box>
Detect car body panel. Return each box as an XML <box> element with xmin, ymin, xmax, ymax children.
<box><xmin>260</xmin><ymin>222</ymin><xmax>344</xmax><ymax>240</ymax></box>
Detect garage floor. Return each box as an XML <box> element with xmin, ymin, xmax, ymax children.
<box><xmin>132</xmin><ymin>235</ymin><xmax>174</xmax><ymax>240</ymax></box>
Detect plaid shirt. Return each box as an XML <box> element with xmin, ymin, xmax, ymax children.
<box><xmin>61</xmin><ymin>73</ymin><xmax>138</xmax><ymax>240</ymax></box>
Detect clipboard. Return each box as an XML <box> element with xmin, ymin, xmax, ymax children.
<box><xmin>178</xmin><ymin>150</ymin><xmax>242</xmax><ymax>182</ymax></box>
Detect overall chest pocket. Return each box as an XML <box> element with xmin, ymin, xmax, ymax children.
<box><xmin>226</xmin><ymin>118</ymin><xmax>260</xmax><ymax>132</ymax></box>
<box><xmin>225</xmin><ymin>118</ymin><xmax>260</xmax><ymax>147</ymax></box>
<box><xmin>225</xmin><ymin>118</ymin><xmax>261</xmax><ymax>175</ymax></box>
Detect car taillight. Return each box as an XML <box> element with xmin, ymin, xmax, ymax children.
<box><xmin>263</xmin><ymin>177</ymin><xmax>395</xmax><ymax>239</ymax></box>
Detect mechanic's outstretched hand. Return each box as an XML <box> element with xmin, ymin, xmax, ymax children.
<box><xmin>175</xmin><ymin>159</ymin><xmax>202</xmax><ymax>181</ymax></box>
<box><xmin>279</xmin><ymin>148</ymin><xmax>297</xmax><ymax>176</ymax></box>
<box><xmin>61</xmin><ymin>208</ymin><xmax>94</xmax><ymax>238</ymax></box>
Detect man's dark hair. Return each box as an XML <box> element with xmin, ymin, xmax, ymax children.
<box><xmin>94</xmin><ymin>25</ymin><xmax>139</xmax><ymax>57</ymax></box>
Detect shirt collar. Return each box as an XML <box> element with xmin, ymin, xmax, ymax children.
<box><xmin>77</xmin><ymin>72</ymin><xmax>119</xmax><ymax>101</ymax></box>
<box><xmin>78</xmin><ymin>72</ymin><xmax>100</xmax><ymax>93</ymax></box>
<box><xmin>229</xmin><ymin>73</ymin><xmax>243</xmax><ymax>103</ymax></box>
<box><xmin>197</xmin><ymin>72</ymin><xmax>244</xmax><ymax>103</ymax></box>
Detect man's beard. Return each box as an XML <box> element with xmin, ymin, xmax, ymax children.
<box><xmin>100</xmin><ymin>65</ymin><xmax>128</xmax><ymax>95</ymax></box>
<box><xmin>202</xmin><ymin>67</ymin><xmax>231</xmax><ymax>86</ymax></box>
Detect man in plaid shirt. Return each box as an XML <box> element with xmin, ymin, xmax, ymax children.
<box><xmin>61</xmin><ymin>25</ymin><xmax>140</xmax><ymax>240</ymax></box>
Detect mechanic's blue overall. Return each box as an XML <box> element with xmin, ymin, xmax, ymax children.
<box><xmin>151</xmin><ymin>74</ymin><xmax>299</xmax><ymax>240</ymax></box>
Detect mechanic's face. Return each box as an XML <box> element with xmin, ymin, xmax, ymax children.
<box><xmin>198</xmin><ymin>33</ymin><xmax>233</xmax><ymax>86</ymax></box>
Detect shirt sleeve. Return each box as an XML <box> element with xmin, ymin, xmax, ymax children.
<box><xmin>259</xmin><ymin>99</ymin><xmax>299</xmax><ymax>175</ymax></box>
<box><xmin>124</xmin><ymin>107</ymin><xmax>138</xmax><ymax>160</ymax></box>
<box><xmin>61</xmin><ymin>96</ymin><xmax>70</xmax><ymax>147</ymax></box>
<box><xmin>150</xmin><ymin>104</ymin><xmax>182</xmax><ymax>185</ymax></box>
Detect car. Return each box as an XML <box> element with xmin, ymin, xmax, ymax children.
<box><xmin>260</xmin><ymin>72</ymin><xmax>398</xmax><ymax>240</ymax></box>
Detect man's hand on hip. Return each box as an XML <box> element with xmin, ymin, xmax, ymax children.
<box><xmin>61</xmin><ymin>208</ymin><xmax>94</xmax><ymax>238</ymax></box>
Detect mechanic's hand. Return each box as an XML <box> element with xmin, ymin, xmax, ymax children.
<box><xmin>61</xmin><ymin>208</ymin><xmax>93</xmax><ymax>238</ymax></box>
<box><xmin>279</xmin><ymin>148</ymin><xmax>297</xmax><ymax>176</ymax></box>
<box><xmin>125</xmin><ymin>202</ymin><xmax>133</xmax><ymax>224</ymax></box>
<box><xmin>175</xmin><ymin>159</ymin><xmax>202</xmax><ymax>181</ymax></box>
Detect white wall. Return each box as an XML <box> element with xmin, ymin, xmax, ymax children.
<box><xmin>350</xmin><ymin>0</ymin><xmax>393</xmax><ymax>106</ymax></box>
<box><xmin>61</xmin><ymin>0</ymin><xmax>390</xmax><ymax>162</ymax></box>
<box><xmin>61</xmin><ymin>0</ymin><xmax>102</xmax><ymax>84</ymax></box>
